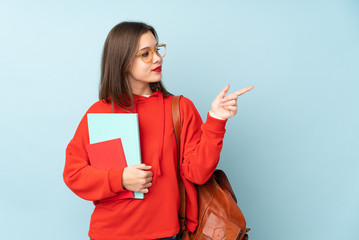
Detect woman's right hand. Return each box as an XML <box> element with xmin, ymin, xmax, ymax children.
<box><xmin>122</xmin><ymin>164</ymin><xmax>153</xmax><ymax>193</ymax></box>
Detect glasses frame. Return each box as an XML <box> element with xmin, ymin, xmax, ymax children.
<box><xmin>136</xmin><ymin>44</ymin><xmax>167</xmax><ymax>63</ymax></box>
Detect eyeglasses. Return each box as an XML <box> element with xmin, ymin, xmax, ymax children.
<box><xmin>136</xmin><ymin>44</ymin><xmax>167</xmax><ymax>63</ymax></box>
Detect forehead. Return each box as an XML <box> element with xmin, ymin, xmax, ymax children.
<box><xmin>138</xmin><ymin>31</ymin><xmax>157</xmax><ymax>49</ymax></box>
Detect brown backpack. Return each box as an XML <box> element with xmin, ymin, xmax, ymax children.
<box><xmin>172</xmin><ymin>95</ymin><xmax>250</xmax><ymax>240</ymax></box>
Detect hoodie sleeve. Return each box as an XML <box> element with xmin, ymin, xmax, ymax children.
<box><xmin>63</xmin><ymin>109</ymin><xmax>126</xmax><ymax>201</ymax></box>
<box><xmin>180</xmin><ymin>97</ymin><xmax>227</xmax><ymax>185</ymax></box>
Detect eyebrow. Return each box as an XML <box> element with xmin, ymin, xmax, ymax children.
<box><xmin>138</xmin><ymin>43</ymin><xmax>158</xmax><ymax>52</ymax></box>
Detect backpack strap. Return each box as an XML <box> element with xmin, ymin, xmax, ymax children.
<box><xmin>172</xmin><ymin>95</ymin><xmax>187</xmax><ymax>233</ymax></box>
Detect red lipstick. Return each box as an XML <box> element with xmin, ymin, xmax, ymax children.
<box><xmin>152</xmin><ymin>66</ymin><xmax>162</xmax><ymax>72</ymax></box>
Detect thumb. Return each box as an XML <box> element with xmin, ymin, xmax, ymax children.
<box><xmin>216</xmin><ymin>84</ymin><xmax>230</xmax><ymax>99</ymax></box>
<box><xmin>135</xmin><ymin>164</ymin><xmax>152</xmax><ymax>170</ymax></box>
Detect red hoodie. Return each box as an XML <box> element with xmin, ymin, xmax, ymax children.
<box><xmin>63</xmin><ymin>91</ymin><xmax>227</xmax><ymax>240</ymax></box>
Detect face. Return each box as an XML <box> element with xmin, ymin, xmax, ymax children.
<box><xmin>127</xmin><ymin>31</ymin><xmax>163</xmax><ymax>94</ymax></box>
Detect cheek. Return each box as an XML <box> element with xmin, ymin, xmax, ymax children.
<box><xmin>129</xmin><ymin>61</ymin><xmax>144</xmax><ymax>76</ymax></box>
<box><xmin>129</xmin><ymin>66</ymin><xmax>153</xmax><ymax>81</ymax></box>
<box><xmin>134</xmin><ymin>61</ymin><xmax>150</xmax><ymax>74</ymax></box>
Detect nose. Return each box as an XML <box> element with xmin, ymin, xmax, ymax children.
<box><xmin>152</xmin><ymin>50</ymin><xmax>162</xmax><ymax>63</ymax></box>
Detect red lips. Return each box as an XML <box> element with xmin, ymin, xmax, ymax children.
<box><xmin>152</xmin><ymin>66</ymin><xmax>162</xmax><ymax>72</ymax></box>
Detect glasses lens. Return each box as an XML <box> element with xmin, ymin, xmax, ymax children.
<box><xmin>141</xmin><ymin>50</ymin><xmax>152</xmax><ymax>63</ymax></box>
<box><xmin>156</xmin><ymin>45</ymin><xmax>166</xmax><ymax>58</ymax></box>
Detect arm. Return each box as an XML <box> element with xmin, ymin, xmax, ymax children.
<box><xmin>63</xmin><ymin>113</ymin><xmax>126</xmax><ymax>201</ymax></box>
<box><xmin>180</xmin><ymin>85</ymin><xmax>254</xmax><ymax>185</ymax></box>
<box><xmin>180</xmin><ymin>98</ymin><xmax>227</xmax><ymax>185</ymax></box>
<box><xmin>64</xmin><ymin>109</ymin><xmax>153</xmax><ymax>201</ymax></box>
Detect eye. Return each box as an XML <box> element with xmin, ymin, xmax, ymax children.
<box><xmin>141</xmin><ymin>51</ymin><xmax>150</xmax><ymax>57</ymax></box>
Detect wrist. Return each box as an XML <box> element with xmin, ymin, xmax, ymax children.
<box><xmin>209</xmin><ymin>111</ymin><xmax>226</xmax><ymax>120</ymax></box>
<box><xmin>109</xmin><ymin>168</ymin><xmax>125</xmax><ymax>193</ymax></box>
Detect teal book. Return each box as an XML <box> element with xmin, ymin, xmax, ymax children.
<box><xmin>87</xmin><ymin>113</ymin><xmax>144</xmax><ymax>199</ymax></box>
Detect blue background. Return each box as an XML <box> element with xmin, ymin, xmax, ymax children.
<box><xmin>1</xmin><ymin>0</ymin><xmax>358</xmax><ymax>239</ymax></box>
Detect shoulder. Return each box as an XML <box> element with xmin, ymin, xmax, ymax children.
<box><xmin>163</xmin><ymin>94</ymin><xmax>196</xmax><ymax>109</ymax></box>
<box><xmin>166</xmin><ymin>94</ymin><xmax>197</xmax><ymax>111</ymax></box>
<box><xmin>176</xmin><ymin>96</ymin><xmax>202</xmax><ymax>123</ymax></box>
<box><xmin>73</xmin><ymin>99</ymin><xmax>111</xmax><ymax>128</ymax></box>
<box><xmin>85</xmin><ymin>99</ymin><xmax>112</xmax><ymax>114</ymax></box>
<box><xmin>179</xmin><ymin>96</ymin><xmax>198</xmax><ymax>113</ymax></box>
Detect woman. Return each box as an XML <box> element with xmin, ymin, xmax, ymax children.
<box><xmin>63</xmin><ymin>21</ymin><xmax>253</xmax><ymax>240</ymax></box>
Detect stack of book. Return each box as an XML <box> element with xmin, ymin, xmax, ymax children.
<box><xmin>86</xmin><ymin>113</ymin><xmax>143</xmax><ymax>200</ymax></box>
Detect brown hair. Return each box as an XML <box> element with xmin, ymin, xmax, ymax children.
<box><xmin>99</xmin><ymin>21</ymin><xmax>171</xmax><ymax>111</ymax></box>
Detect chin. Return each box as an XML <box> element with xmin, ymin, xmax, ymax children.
<box><xmin>150</xmin><ymin>77</ymin><xmax>162</xmax><ymax>83</ymax></box>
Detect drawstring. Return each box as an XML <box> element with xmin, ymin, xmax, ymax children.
<box><xmin>157</xmin><ymin>92</ymin><xmax>164</xmax><ymax>176</ymax></box>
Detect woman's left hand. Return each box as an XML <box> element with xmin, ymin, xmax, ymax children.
<box><xmin>210</xmin><ymin>84</ymin><xmax>254</xmax><ymax>120</ymax></box>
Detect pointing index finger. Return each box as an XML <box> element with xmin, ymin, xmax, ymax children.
<box><xmin>235</xmin><ymin>86</ymin><xmax>254</xmax><ymax>96</ymax></box>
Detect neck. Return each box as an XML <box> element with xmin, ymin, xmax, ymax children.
<box><xmin>131</xmin><ymin>83</ymin><xmax>153</xmax><ymax>96</ymax></box>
